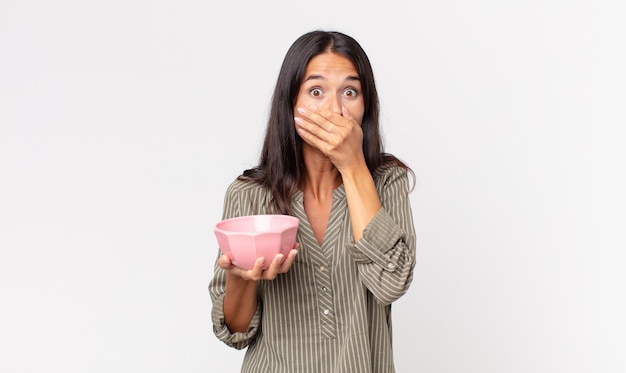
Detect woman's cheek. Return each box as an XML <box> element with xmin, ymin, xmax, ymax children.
<box><xmin>345</xmin><ymin>105</ymin><xmax>364</xmax><ymax>125</ymax></box>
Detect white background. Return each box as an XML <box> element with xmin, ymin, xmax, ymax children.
<box><xmin>1</xmin><ymin>0</ymin><xmax>624</xmax><ymax>372</ymax></box>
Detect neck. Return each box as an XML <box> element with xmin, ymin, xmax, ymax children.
<box><xmin>301</xmin><ymin>145</ymin><xmax>342</xmax><ymax>200</ymax></box>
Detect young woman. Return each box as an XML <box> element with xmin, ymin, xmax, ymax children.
<box><xmin>209</xmin><ymin>30</ymin><xmax>416</xmax><ymax>372</ymax></box>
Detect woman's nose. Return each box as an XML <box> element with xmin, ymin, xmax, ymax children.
<box><xmin>325</xmin><ymin>94</ymin><xmax>342</xmax><ymax>115</ymax></box>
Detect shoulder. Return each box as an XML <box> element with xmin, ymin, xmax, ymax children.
<box><xmin>223</xmin><ymin>177</ymin><xmax>272</xmax><ymax>216</ymax></box>
<box><xmin>225</xmin><ymin>177</ymin><xmax>263</xmax><ymax>196</ymax></box>
<box><xmin>372</xmin><ymin>165</ymin><xmax>413</xmax><ymax>205</ymax></box>
<box><xmin>373</xmin><ymin>165</ymin><xmax>409</xmax><ymax>187</ymax></box>
<box><xmin>224</xmin><ymin>177</ymin><xmax>270</xmax><ymax>201</ymax></box>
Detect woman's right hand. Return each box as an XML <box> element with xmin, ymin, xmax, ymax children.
<box><xmin>218</xmin><ymin>245</ymin><xmax>298</xmax><ymax>281</ymax></box>
<box><xmin>220</xmin><ymin>248</ymin><xmax>298</xmax><ymax>332</ymax></box>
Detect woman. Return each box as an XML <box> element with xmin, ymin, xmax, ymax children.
<box><xmin>209</xmin><ymin>30</ymin><xmax>416</xmax><ymax>372</ymax></box>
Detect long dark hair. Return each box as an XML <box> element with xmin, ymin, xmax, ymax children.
<box><xmin>241</xmin><ymin>30</ymin><xmax>411</xmax><ymax>214</ymax></box>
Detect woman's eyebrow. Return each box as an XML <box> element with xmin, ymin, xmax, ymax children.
<box><xmin>303</xmin><ymin>74</ymin><xmax>361</xmax><ymax>82</ymax></box>
<box><xmin>303</xmin><ymin>74</ymin><xmax>325</xmax><ymax>82</ymax></box>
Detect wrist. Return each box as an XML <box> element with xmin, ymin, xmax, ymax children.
<box><xmin>226</xmin><ymin>271</ymin><xmax>257</xmax><ymax>287</ymax></box>
<box><xmin>339</xmin><ymin>159</ymin><xmax>370</xmax><ymax>181</ymax></box>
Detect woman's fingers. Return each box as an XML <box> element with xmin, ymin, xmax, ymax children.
<box><xmin>218</xmin><ymin>254</ymin><xmax>234</xmax><ymax>269</ymax></box>
<box><xmin>295</xmin><ymin>118</ymin><xmax>328</xmax><ymax>151</ymax></box>
<box><xmin>341</xmin><ymin>106</ymin><xmax>351</xmax><ymax>119</ymax></box>
<box><xmin>296</xmin><ymin>107</ymin><xmax>348</xmax><ymax>136</ymax></box>
<box><xmin>220</xmin><ymin>246</ymin><xmax>299</xmax><ymax>281</ymax></box>
<box><xmin>280</xmin><ymin>248</ymin><xmax>299</xmax><ymax>270</ymax></box>
<box><xmin>295</xmin><ymin>106</ymin><xmax>364</xmax><ymax>171</ymax></box>
<box><xmin>260</xmin><ymin>247</ymin><xmax>299</xmax><ymax>280</ymax></box>
<box><xmin>261</xmin><ymin>254</ymin><xmax>285</xmax><ymax>280</ymax></box>
<box><xmin>295</xmin><ymin>108</ymin><xmax>346</xmax><ymax>151</ymax></box>
<box><xmin>247</xmin><ymin>257</ymin><xmax>266</xmax><ymax>280</ymax></box>
<box><xmin>294</xmin><ymin>116</ymin><xmax>334</xmax><ymax>145</ymax></box>
<box><xmin>222</xmin><ymin>256</ymin><xmax>265</xmax><ymax>281</ymax></box>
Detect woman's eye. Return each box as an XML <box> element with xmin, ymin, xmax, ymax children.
<box><xmin>343</xmin><ymin>88</ymin><xmax>358</xmax><ymax>98</ymax></box>
<box><xmin>309</xmin><ymin>88</ymin><xmax>323</xmax><ymax>97</ymax></box>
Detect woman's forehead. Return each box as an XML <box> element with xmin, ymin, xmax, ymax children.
<box><xmin>304</xmin><ymin>53</ymin><xmax>359</xmax><ymax>78</ymax></box>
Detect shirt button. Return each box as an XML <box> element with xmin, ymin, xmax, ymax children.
<box><xmin>321</xmin><ymin>287</ymin><xmax>327</xmax><ymax>292</ymax></box>
<box><xmin>319</xmin><ymin>265</ymin><xmax>326</xmax><ymax>272</ymax></box>
<box><xmin>386</xmin><ymin>262</ymin><xmax>396</xmax><ymax>270</ymax></box>
<box><xmin>323</xmin><ymin>309</ymin><xmax>330</xmax><ymax>315</ymax></box>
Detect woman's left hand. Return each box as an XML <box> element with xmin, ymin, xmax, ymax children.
<box><xmin>295</xmin><ymin>106</ymin><xmax>365</xmax><ymax>173</ymax></box>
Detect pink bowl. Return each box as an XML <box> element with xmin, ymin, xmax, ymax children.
<box><xmin>213</xmin><ymin>214</ymin><xmax>300</xmax><ymax>270</ymax></box>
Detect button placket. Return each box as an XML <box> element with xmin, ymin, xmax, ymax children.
<box><xmin>315</xmin><ymin>258</ymin><xmax>335</xmax><ymax>338</ymax></box>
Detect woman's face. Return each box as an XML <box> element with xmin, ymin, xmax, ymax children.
<box><xmin>294</xmin><ymin>52</ymin><xmax>365</xmax><ymax>125</ymax></box>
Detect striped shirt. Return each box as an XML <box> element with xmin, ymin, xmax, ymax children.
<box><xmin>209</xmin><ymin>165</ymin><xmax>416</xmax><ymax>373</ymax></box>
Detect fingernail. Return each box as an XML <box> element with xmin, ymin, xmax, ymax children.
<box><xmin>294</xmin><ymin>116</ymin><xmax>303</xmax><ymax>125</ymax></box>
<box><xmin>297</xmin><ymin>107</ymin><xmax>306</xmax><ymax>115</ymax></box>
<box><xmin>276</xmin><ymin>254</ymin><xmax>285</xmax><ymax>264</ymax></box>
<box><xmin>309</xmin><ymin>105</ymin><xmax>318</xmax><ymax>112</ymax></box>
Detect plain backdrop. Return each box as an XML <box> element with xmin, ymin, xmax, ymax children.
<box><xmin>1</xmin><ymin>0</ymin><xmax>624</xmax><ymax>372</ymax></box>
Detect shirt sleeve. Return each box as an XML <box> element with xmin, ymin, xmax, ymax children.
<box><xmin>209</xmin><ymin>264</ymin><xmax>262</xmax><ymax>349</ymax></box>
<box><xmin>208</xmin><ymin>180</ymin><xmax>263</xmax><ymax>349</ymax></box>
<box><xmin>345</xmin><ymin>166</ymin><xmax>417</xmax><ymax>305</ymax></box>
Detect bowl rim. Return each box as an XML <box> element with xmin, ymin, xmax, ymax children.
<box><xmin>214</xmin><ymin>214</ymin><xmax>300</xmax><ymax>235</ymax></box>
